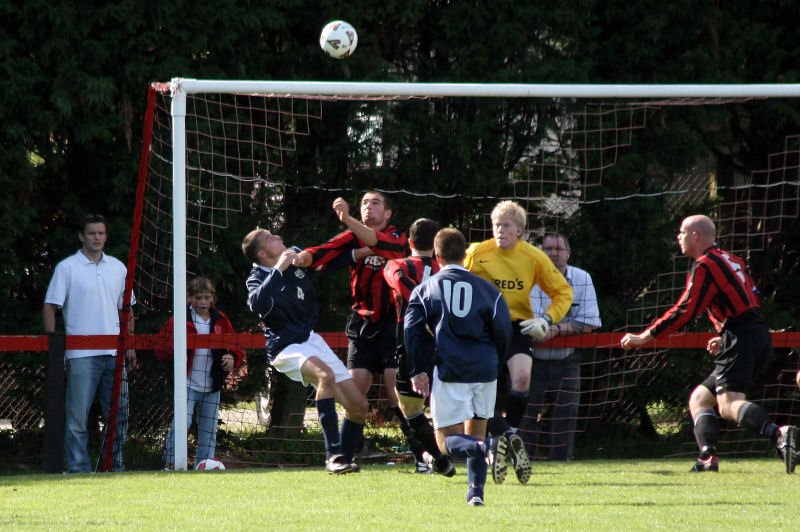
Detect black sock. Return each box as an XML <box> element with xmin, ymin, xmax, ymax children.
<box><xmin>391</xmin><ymin>405</ymin><xmax>426</xmax><ymax>461</ymax></box>
<box><xmin>693</xmin><ymin>409</ymin><xmax>718</xmax><ymax>454</ymax></box>
<box><xmin>408</xmin><ymin>411</ymin><xmax>442</xmax><ymax>458</ymax></box>
<box><xmin>738</xmin><ymin>401</ymin><xmax>780</xmax><ymax>442</ymax></box>
<box><xmin>486</xmin><ymin>416</ymin><xmax>511</xmax><ymax>438</ymax></box>
<box><xmin>506</xmin><ymin>389</ymin><xmax>529</xmax><ymax>429</ymax></box>
<box><xmin>390</xmin><ymin>405</ymin><xmax>411</xmax><ymax>434</ymax></box>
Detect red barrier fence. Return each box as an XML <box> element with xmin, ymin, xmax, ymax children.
<box><xmin>3</xmin><ymin>331</ymin><xmax>799</xmax><ymax>352</ymax></box>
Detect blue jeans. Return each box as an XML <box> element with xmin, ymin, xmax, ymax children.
<box><xmin>164</xmin><ymin>387</ymin><xmax>221</xmax><ymax>467</ymax></box>
<box><xmin>64</xmin><ymin>356</ymin><xmax>128</xmax><ymax>473</ymax></box>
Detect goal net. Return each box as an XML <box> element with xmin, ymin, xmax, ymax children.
<box><xmin>126</xmin><ymin>80</ymin><xmax>800</xmax><ymax>470</ymax></box>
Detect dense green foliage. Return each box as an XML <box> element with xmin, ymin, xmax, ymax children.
<box><xmin>2</xmin><ymin>1</ymin><xmax>798</xmax><ymax>335</ymax></box>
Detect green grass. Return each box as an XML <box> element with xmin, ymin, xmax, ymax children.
<box><xmin>1</xmin><ymin>459</ymin><xmax>797</xmax><ymax>531</ymax></box>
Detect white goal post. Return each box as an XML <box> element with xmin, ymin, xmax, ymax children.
<box><xmin>166</xmin><ymin>78</ymin><xmax>800</xmax><ymax>470</ymax></box>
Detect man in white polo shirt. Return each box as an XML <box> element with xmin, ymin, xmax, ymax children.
<box><xmin>526</xmin><ymin>232</ymin><xmax>601</xmax><ymax>461</ymax></box>
<box><xmin>43</xmin><ymin>214</ymin><xmax>136</xmax><ymax>473</ymax></box>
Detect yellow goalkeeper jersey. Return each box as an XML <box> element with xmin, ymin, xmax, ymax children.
<box><xmin>465</xmin><ymin>238</ymin><xmax>573</xmax><ymax>322</ymax></box>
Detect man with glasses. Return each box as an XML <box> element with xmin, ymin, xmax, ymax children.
<box><xmin>43</xmin><ymin>214</ymin><xmax>135</xmax><ymax>473</ymax></box>
<box><xmin>525</xmin><ymin>232</ymin><xmax>600</xmax><ymax>461</ymax></box>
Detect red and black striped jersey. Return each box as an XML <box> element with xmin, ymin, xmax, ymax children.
<box><xmin>305</xmin><ymin>225</ymin><xmax>408</xmax><ymax>322</ymax></box>
<box><xmin>383</xmin><ymin>255</ymin><xmax>440</xmax><ymax>322</ymax></box>
<box><xmin>648</xmin><ymin>247</ymin><xmax>763</xmax><ymax>337</ymax></box>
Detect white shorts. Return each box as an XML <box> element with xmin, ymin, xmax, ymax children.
<box><xmin>272</xmin><ymin>332</ymin><xmax>351</xmax><ymax>388</ymax></box>
<box><xmin>429</xmin><ymin>366</ymin><xmax>497</xmax><ymax>429</ymax></box>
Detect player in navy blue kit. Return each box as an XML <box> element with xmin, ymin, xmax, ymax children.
<box><xmin>405</xmin><ymin>228</ymin><xmax>513</xmax><ymax>506</ymax></box>
<box><xmin>243</xmin><ymin>228</ymin><xmax>369</xmax><ymax>474</ymax></box>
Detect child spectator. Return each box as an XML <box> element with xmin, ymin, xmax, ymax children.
<box><xmin>156</xmin><ymin>277</ymin><xmax>244</xmax><ymax>469</ymax></box>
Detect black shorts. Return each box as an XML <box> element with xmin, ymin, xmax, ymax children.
<box><xmin>345</xmin><ymin>313</ymin><xmax>398</xmax><ymax>373</ymax></box>
<box><xmin>701</xmin><ymin>322</ymin><xmax>772</xmax><ymax>395</ymax></box>
<box><xmin>504</xmin><ymin>321</ymin><xmax>534</xmax><ymax>364</ymax></box>
<box><xmin>395</xmin><ymin>333</ymin><xmax>435</xmax><ymax>398</ymax></box>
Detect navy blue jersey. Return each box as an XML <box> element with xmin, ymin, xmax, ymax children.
<box><xmin>404</xmin><ymin>265</ymin><xmax>512</xmax><ymax>383</ymax></box>
<box><xmin>246</xmin><ymin>262</ymin><xmax>319</xmax><ymax>360</ymax></box>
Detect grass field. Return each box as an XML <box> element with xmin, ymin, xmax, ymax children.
<box><xmin>1</xmin><ymin>458</ymin><xmax>797</xmax><ymax>531</ymax></box>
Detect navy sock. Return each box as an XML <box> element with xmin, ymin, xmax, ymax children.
<box><xmin>445</xmin><ymin>434</ymin><xmax>484</xmax><ymax>459</ymax></box>
<box><xmin>506</xmin><ymin>389</ymin><xmax>529</xmax><ymax>429</ymax></box>
<box><xmin>445</xmin><ymin>434</ymin><xmax>487</xmax><ymax>488</ymax></box>
<box><xmin>692</xmin><ymin>409</ymin><xmax>718</xmax><ymax>454</ymax></box>
<box><xmin>466</xmin><ymin>482</ymin><xmax>484</xmax><ymax>503</ymax></box>
<box><xmin>316</xmin><ymin>398</ymin><xmax>340</xmax><ymax>458</ymax></box>
<box><xmin>466</xmin><ymin>456</ymin><xmax>487</xmax><ymax>489</ymax></box>
<box><xmin>340</xmin><ymin>417</ymin><xmax>364</xmax><ymax>462</ymax></box>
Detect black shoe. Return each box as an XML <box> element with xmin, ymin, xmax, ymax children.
<box><xmin>777</xmin><ymin>425</ymin><xmax>797</xmax><ymax>474</ymax></box>
<box><xmin>414</xmin><ymin>461</ymin><xmax>433</xmax><ymax>475</ymax></box>
<box><xmin>506</xmin><ymin>431</ymin><xmax>531</xmax><ymax>484</ymax></box>
<box><xmin>325</xmin><ymin>454</ymin><xmax>357</xmax><ymax>474</ymax></box>
<box><xmin>433</xmin><ymin>455</ymin><xmax>456</xmax><ymax>477</ymax></box>
<box><xmin>486</xmin><ymin>434</ymin><xmax>508</xmax><ymax>485</ymax></box>
<box><xmin>689</xmin><ymin>454</ymin><xmax>718</xmax><ymax>472</ymax></box>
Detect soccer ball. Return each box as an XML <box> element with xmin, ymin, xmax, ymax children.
<box><xmin>196</xmin><ymin>458</ymin><xmax>226</xmax><ymax>470</ymax></box>
<box><xmin>319</xmin><ymin>20</ymin><xmax>358</xmax><ymax>59</ymax></box>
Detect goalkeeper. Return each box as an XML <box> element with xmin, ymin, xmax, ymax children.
<box><xmin>464</xmin><ymin>200</ymin><xmax>573</xmax><ymax>483</ymax></box>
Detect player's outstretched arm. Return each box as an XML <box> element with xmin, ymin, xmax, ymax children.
<box><xmin>333</xmin><ymin>197</ymin><xmax>378</xmax><ymax>246</ymax></box>
<box><xmin>620</xmin><ymin>330</ymin><xmax>654</xmax><ymax>349</ymax></box>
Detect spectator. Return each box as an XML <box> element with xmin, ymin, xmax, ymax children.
<box><xmin>464</xmin><ymin>200</ymin><xmax>573</xmax><ymax>483</ymax></box>
<box><xmin>524</xmin><ymin>233</ymin><xmax>601</xmax><ymax>460</ymax></box>
<box><xmin>155</xmin><ymin>276</ymin><xmax>244</xmax><ymax>469</ymax></box>
<box><xmin>244</xmin><ymin>229</ymin><xmax>369</xmax><ymax>474</ymax></box>
<box><xmin>405</xmin><ymin>228</ymin><xmax>512</xmax><ymax>506</ymax></box>
<box><xmin>43</xmin><ymin>213</ymin><xmax>135</xmax><ymax>473</ymax></box>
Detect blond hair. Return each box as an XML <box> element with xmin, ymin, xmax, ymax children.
<box><xmin>491</xmin><ymin>200</ymin><xmax>527</xmax><ymax>229</ymax></box>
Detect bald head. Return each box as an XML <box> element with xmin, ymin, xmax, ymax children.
<box><xmin>685</xmin><ymin>215</ymin><xmax>716</xmax><ymax>239</ymax></box>
<box><xmin>678</xmin><ymin>215</ymin><xmax>716</xmax><ymax>258</ymax></box>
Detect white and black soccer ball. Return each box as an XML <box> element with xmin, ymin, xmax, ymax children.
<box><xmin>196</xmin><ymin>458</ymin><xmax>226</xmax><ymax>471</ymax></box>
<box><xmin>319</xmin><ymin>20</ymin><xmax>358</xmax><ymax>59</ymax></box>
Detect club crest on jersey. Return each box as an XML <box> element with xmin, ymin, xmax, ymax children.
<box><xmin>294</xmin><ymin>269</ymin><xmax>305</xmax><ymax>279</ymax></box>
<box><xmin>363</xmin><ymin>255</ymin><xmax>386</xmax><ymax>270</ymax></box>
